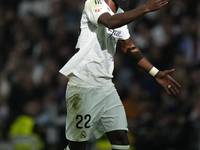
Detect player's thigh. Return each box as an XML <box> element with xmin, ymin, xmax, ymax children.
<box><xmin>103</xmin><ymin>106</ymin><xmax>129</xmax><ymax>147</ymax></box>
<box><xmin>68</xmin><ymin>140</ymin><xmax>87</xmax><ymax>150</ymax></box>
<box><xmin>65</xmin><ymin>84</ymin><xmax>105</xmax><ymax>141</ymax></box>
<box><xmin>106</xmin><ymin>130</ymin><xmax>129</xmax><ymax>145</ymax></box>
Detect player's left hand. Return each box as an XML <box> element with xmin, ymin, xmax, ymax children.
<box><xmin>155</xmin><ymin>69</ymin><xmax>181</xmax><ymax>95</ymax></box>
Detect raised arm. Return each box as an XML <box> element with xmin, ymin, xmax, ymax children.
<box><xmin>118</xmin><ymin>38</ymin><xmax>181</xmax><ymax>95</ymax></box>
<box><xmin>98</xmin><ymin>0</ymin><xmax>169</xmax><ymax>29</ymax></box>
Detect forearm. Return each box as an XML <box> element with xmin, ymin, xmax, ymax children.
<box><xmin>99</xmin><ymin>0</ymin><xmax>169</xmax><ymax>29</ymax></box>
<box><xmin>137</xmin><ymin>58</ymin><xmax>154</xmax><ymax>72</ymax></box>
<box><xmin>126</xmin><ymin>49</ymin><xmax>154</xmax><ymax>72</ymax></box>
<box><xmin>125</xmin><ymin>47</ymin><xmax>159</xmax><ymax>76</ymax></box>
<box><xmin>106</xmin><ymin>5</ymin><xmax>149</xmax><ymax>29</ymax></box>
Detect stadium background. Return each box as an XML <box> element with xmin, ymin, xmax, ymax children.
<box><xmin>0</xmin><ymin>0</ymin><xmax>200</xmax><ymax>150</ymax></box>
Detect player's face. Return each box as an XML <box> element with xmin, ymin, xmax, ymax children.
<box><xmin>114</xmin><ymin>0</ymin><xmax>130</xmax><ymax>9</ymax></box>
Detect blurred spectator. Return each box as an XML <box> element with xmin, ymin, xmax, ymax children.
<box><xmin>8</xmin><ymin>100</ymin><xmax>45</xmax><ymax>150</ymax></box>
<box><xmin>123</xmin><ymin>83</ymin><xmax>143</xmax><ymax>121</ymax></box>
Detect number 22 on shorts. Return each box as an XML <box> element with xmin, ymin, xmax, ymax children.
<box><xmin>76</xmin><ymin>114</ymin><xmax>91</xmax><ymax>129</ymax></box>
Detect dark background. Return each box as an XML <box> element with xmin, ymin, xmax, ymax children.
<box><xmin>0</xmin><ymin>0</ymin><xmax>200</xmax><ymax>150</ymax></box>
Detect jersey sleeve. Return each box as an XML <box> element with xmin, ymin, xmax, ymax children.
<box><xmin>85</xmin><ymin>0</ymin><xmax>111</xmax><ymax>27</ymax></box>
<box><xmin>116</xmin><ymin>8</ymin><xmax>130</xmax><ymax>40</ymax></box>
<box><xmin>118</xmin><ymin>25</ymin><xmax>130</xmax><ymax>40</ymax></box>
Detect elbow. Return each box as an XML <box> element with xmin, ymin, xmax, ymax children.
<box><xmin>103</xmin><ymin>19</ymin><xmax>119</xmax><ymax>29</ymax></box>
<box><xmin>108</xmin><ymin>25</ymin><xmax>116</xmax><ymax>29</ymax></box>
<box><xmin>104</xmin><ymin>21</ymin><xmax>116</xmax><ymax>29</ymax></box>
<box><xmin>107</xmin><ymin>21</ymin><xmax>117</xmax><ymax>29</ymax></box>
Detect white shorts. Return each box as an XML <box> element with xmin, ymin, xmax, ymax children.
<box><xmin>65</xmin><ymin>82</ymin><xmax>128</xmax><ymax>142</ymax></box>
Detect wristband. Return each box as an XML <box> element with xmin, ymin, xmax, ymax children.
<box><xmin>149</xmin><ymin>67</ymin><xmax>159</xmax><ymax>77</ymax></box>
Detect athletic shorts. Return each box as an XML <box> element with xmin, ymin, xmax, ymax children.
<box><xmin>65</xmin><ymin>82</ymin><xmax>128</xmax><ymax>142</ymax></box>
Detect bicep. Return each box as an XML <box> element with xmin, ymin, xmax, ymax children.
<box><xmin>98</xmin><ymin>12</ymin><xmax>112</xmax><ymax>28</ymax></box>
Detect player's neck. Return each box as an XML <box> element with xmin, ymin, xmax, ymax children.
<box><xmin>104</xmin><ymin>0</ymin><xmax>118</xmax><ymax>13</ymax></box>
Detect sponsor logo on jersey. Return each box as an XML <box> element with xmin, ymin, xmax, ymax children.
<box><xmin>95</xmin><ymin>7</ymin><xmax>102</xmax><ymax>12</ymax></box>
<box><xmin>108</xmin><ymin>29</ymin><xmax>122</xmax><ymax>41</ymax></box>
<box><xmin>95</xmin><ymin>0</ymin><xmax>102</xmax><ymax>5</ymax></box>
<box><xmin>95</xmin><ymin>4</ymin><xmax>102</xmax><ymax>12</ymax></box>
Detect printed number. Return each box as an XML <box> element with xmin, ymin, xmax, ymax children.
<box><xmin>76</xmin><ymin>115</ymin><xmax>83</xmax><ymax>129</ymax></box>
<box><xmin>76</xmin><ymin>114</ymin><xmax>91</xmax><ymax>129</ymax></box>
<box><xmin>84</xmin><ymin>115</ymin><xmax>91</xmax><ymax>128</ymax></box>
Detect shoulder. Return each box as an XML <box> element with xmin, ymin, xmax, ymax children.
<box><xmin>85</xmin><ymin>0</ymin><xmax>106</xmax><ymax>10</ymax></box>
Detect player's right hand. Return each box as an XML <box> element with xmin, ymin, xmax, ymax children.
<box><xmin>144</xmin><ymin>0</ymin><xmax>170</xmax><ymax>12</ymax></box>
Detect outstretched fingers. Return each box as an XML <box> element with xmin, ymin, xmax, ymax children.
<box><xmin>164</xmin><ymin>69</ymin><xmax>175</xmax><ymax>74</ymax></box>
<box><xmin>171</xmin><ymin>78</ymin><xmax>181</xmax><ymax>92</ymax></box>
<box><xmin>160</xmin><ymin>0</ymin><xmax>170</xmax><ymax>7</ymax></box>
<box><xmin>164</xmin><ymin>83</ymin><xmax>176</xmax><ymax>95</ymax></box>
<box><xmin>169</xmin><ymin>83</ymin><xmax>178</xmax><ymax>94</ymax></box>
<box><xmin>165</xmin><ymin>77</ymin><xmax>181</xmax><ymax>95</ymax></box>
<box><xmin>171</xmin><ymin>78</ymin><xmax>181</xmax><ymax>88</ymax></box>
<box><xmin>164</xmin><ymin>86</ymin><xmax>171</xmax><ymax>95</ymax></box>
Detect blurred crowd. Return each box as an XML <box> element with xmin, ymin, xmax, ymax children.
<box><xmin>0</xmin><ymin>0</ymin><xmax>200</xmax><ymax>150</ymax></box>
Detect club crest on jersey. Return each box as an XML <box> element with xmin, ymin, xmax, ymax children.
<box><xmin>80</xmin><ymin>130</ymin><xmax>87</xmax><ymax>138</ymax></box>
<box><xmin>95</xmin><ymin>0</ymin><xmax>102</xmax><ymax>5</ymax></box>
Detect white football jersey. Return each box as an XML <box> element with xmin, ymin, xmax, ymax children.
<box><xmin>59</xmin><ymin>0</ymin><xmax>130</xmax><ymax>86</ymax></box>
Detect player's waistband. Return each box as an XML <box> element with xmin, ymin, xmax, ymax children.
<box><xmin>68</xmin><ymin>73</ymin><xmax>113</xmax><ymax>88</ymax></box>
